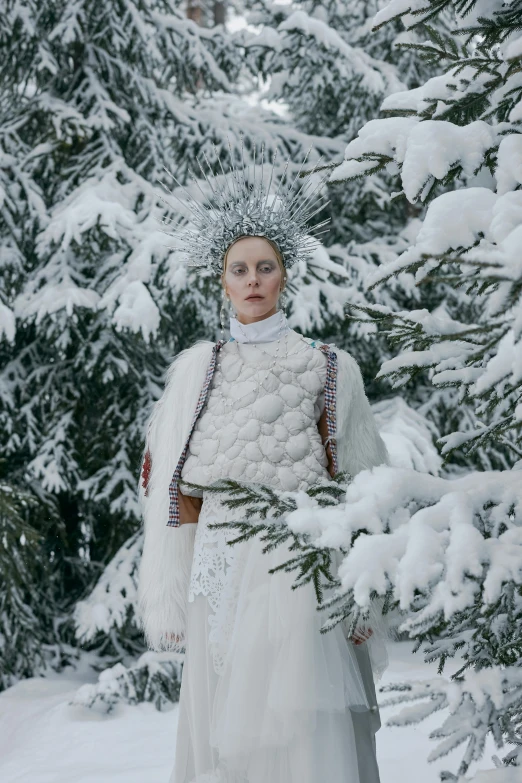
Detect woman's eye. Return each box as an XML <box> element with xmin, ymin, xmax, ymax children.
<box><xmin>231</xmin><ymin>265</ymin><xmax>274</xmax><ymax>274</ymax></box>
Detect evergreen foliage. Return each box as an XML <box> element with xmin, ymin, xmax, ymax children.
<box><xmin>0</xmin><ymin>0</ymin><xmax>245</xmax><ymax>688</ymax></box>
<box><xmin>5</xmin><ymin>7</ymin><xmax>520</xmax><ymax>781</ymax></box>
<box><xmin>379</xmin><ymin>669</ymin><xmax>522</xmax><ymax>780</ymax></box>
<box><xmin>73</xmin><ymin>530</ymin><xmax>144</xmax><ymax>660</ymax></box>
<box><xmin>0</xmin><ymin>479</ymin><xmax>71</xmax><ymax>689</ymax></box>
<box><xmin>180</xmin><ymin>476</ymin><xmax>349</xmax><ymax>605</ymax></box>
<box><xmin>208</xmin><ymin>461</ymin><xmax>522</xmax><ymax>779</ymax></box>
<box><xmin>71</xmin><ymin>651</ymin><xmax>182</xmax><ymax>713</ymax></box>
<box><xmin>334</xmin><ymin>0</ymin><xmax>522</xmax><ymax>471</ymax></box>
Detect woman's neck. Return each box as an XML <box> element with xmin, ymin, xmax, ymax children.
<box><xmin>234</xmin><ymin>305</ymin><xmax>278</xmax><ymax>325</ymax></box>
<box><xmin>229</xmin><ymin>309</ymin><xmax>289</xmax><ymax>343</ymax></box>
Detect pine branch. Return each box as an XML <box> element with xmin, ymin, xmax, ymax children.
<box><xmin>180</xmin><ymin>476</ymin><xmax>350</xmax><ymax>608</ymax></box>
<box><xmin>69</xmin><ymin>656</ymin><xmax>182</xmax><ymax>713</ymax></box>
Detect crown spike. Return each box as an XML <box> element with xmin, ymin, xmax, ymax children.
<box><xmin>156</xmin><ymin>189</ymin><xmax>210</xmax><ymax>236</ymax></box>
<box><xmin>260</xmin><ymin>142</ymin><xmax>265</xmax><ymax>202</ymax></box>
<box><xmin>262</xmin><ymin>147</ymin><xmax>278</xmax><ymax>213</ymax></box>
<box><xmin>213</xmin><ymin>142</ymin><xmax>238</xmax><ymax>205</ymax></box>
<box><xmin>188</xmin><ymin>167</ymin><xmax>232</xmax><ymax>220</ymax></box>
<box><xmin>307</xmin><ymin>216</ymin><xmax>332</xmax><ymax>233</ymax></box>
<box><xmin>288</xmin><ymin>172</ymin><xmax>330</xmax><ymax>223</ymax></box>
<box><xmin>158</xmin><ymin>167</ymin><xmax>211</xmax><ymax>223</ymax></box>
<box><xmin>193</xmin><ymin>156</ymin><xmax>223</xmax><ymax>206</ymax></box>
<box><xmin>286</xmin><ymin>154</ymin><xmax>327</xmax><ymax>204</ymax></box>
<box><xmin>240</xmin><ymin>132</ymin><xmax>247</xmax><ymax>194</ymax></box>
<box><xmin>253</xmin><ymin>141</ymin><xmax>256</xmax><ymax>193</ymax></box>
<box><xmin>284</xmin><ymin>154</ymin><xmax>326</xmax><ymax>216</ymax></box>
<box><xmin>284</xmin><ymin>145</ymin><xmax>314</xmax><ymax>205</ymax></box>
<box><xmin>199</xmin><ymin>150</ymin><xmax>234</xmax><ymax>211</ymax></box>
<box><xmin>225</xmin><ymin>134</ymin><xmax>241</xmax><ymax>201</ymax></box>
<box><xmin>265</xmin><ymin>157</ymin><xmax>291</xmax><ymax>222</ymax></box>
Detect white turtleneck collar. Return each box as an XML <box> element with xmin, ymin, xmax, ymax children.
<box><xmin>229</xmin><ymin>310</ymin><xmax>289</xmax><ymax>343</ymax></box>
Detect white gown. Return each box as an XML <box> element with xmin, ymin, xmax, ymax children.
<box><xmin>170</xmin><ymin>313</ymin><xmax>380</xmax><ymax>783</ymax></box>
<box><xmin>170</xmin><ymin>490</ymin><xmax>372</xmax><ymax>783</ymax></box>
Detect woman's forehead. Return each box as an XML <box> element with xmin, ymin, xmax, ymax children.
<box><xmin>226</xmin><ymin>237</ymin><xmax>278</xmax><ymax>262</ymax></box>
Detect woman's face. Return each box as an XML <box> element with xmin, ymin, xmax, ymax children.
<box><xmin>222</xmin><ymin>236</ymin><xmax>284</xmax><ymax>324</ymax></box>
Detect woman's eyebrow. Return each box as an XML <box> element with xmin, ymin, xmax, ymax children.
<box><xmin>229</xmin><ymin>259</ymin><xmax>276</xmax><ymax>265</ymax></box>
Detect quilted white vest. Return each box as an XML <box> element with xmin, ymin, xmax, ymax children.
<box><xmin>180</xmin><ymin>329</ymin><xmax>331</xmax><ymax>494</ymax></box>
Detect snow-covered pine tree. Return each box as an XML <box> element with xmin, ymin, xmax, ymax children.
<box><xmin>0</xmin><ymin>0</ymin><xmax>246</xmax><ymax>686</ymax></box>
<box><xmin>0</xmin><ymin>480</ymin><xmax>51</xmax><ymax>689</ymax></box>
<box><xmin>333</xmin><ymin>0</ymin><xmax>522</xmax><ymax>472</ymax></box>
<box><xmin>68</xmin><ymin>1</ymin><xmax>508</xmax><ymax>728</ymax></box>
<box><xmin>70</xmin><ymin>651</ymin><xmax>183</xmax><ymax>714</ymax></box>
<box><xmin>199</xmin><ymin>458</ymin><xmax>522</xmax><ymax>779</ymax></box>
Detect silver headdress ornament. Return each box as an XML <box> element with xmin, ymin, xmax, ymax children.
<box><xmin>157</xmin><ymin>134</ymin><xmax>332</xmax><ymax>274</ymax></box>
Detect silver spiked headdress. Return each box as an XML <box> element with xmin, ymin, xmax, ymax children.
<box><xmin>157</xmin><ymin>134</ymin><xmax>331</xmax><ymax>274</ymax></box>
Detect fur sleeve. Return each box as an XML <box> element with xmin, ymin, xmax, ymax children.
<box><xmin>334</xmin><ymin>347</ymin><xmax>390</xmax><ymax>478</ymax></box>
<box><xmin>136</xmin><ymin>339</ymin><xmax>215</xmax><ymax>652</ymax></box>
<box><xmin>333</xmin><ymin>348</ymin><xmax>393</xmax><ymax>686</ymax></box>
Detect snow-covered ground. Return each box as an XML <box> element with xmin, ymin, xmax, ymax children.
<box><xmin>0</xmin><ymin>641</ymin><xmax>497</xmax><ymax>783</ymax></box>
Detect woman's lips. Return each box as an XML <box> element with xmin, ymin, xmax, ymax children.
<box><xmin>245</xmin><ymin>295</ymin><xmax>264</xmax><ymax>300</ymax></box>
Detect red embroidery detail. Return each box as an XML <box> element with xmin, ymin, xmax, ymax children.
<box><xmin>141</xmin><ymin>448</ymin><xmax>152</xmax><ymax>497</ymax></box>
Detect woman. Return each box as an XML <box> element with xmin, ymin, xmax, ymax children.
<box><xmin>137</xmin><ymin>141</ymin><xmax>390</xmax><ymax>783</ymax></box>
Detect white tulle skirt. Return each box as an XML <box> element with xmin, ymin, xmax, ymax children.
<box><xmin>170</xmin><ymin>491</ymin><xmax>373</xmax><ymax>783</ymax></box>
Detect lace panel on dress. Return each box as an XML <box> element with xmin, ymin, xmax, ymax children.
<box><xmin>188</xmin><ymin>491</ymin><xmax>249</xmax><ymax>676</ymax></box>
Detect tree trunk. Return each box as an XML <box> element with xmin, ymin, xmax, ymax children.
<box><xmin>186</xmin><ymin>0</ymin><xmax>204</xmax><ymax>25</ymax></box>
<box><xmin>186</xmin><ymin>1</ymin><xmax>205</xmax><ymax>90</ymax></box>
<box><xmin>214</xmin><ymin>1</ymin><xmax>226</xmax><ymax>26</ymax></box>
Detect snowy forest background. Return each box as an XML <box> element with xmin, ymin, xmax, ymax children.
<box><xmin>1</xmin><ymin>0</ymin><xmax>521</xmax><ymax>781</ymax></box>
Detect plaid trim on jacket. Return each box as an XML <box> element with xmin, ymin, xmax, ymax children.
<box><xmin>140</xmin><ymin>339</ymin><xmax>338</xmax><ymax>528</ymax></box>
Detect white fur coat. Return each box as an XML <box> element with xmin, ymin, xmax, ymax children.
<box><xmin>136</xmin><ymin>335</ymin><xmax>389</xmax><ymax>653</ymax></box>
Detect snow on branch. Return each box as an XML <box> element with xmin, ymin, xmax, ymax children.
<box><xmin>284</xmin><ymin>465</ymin><xmax>521</xmax><ymax>614</ymax></box>
<box><xmin>73</xmin><ymin>530</ymin><xmax>141</xmax><ymax>644</ymax></box>
<box><xmin>380</xmin><ymin>666</ymin><xmax>522</xmax><ymax>777</ymax></box>
<box><xmin>191</xmin><ymin>466</ymin><xmax>522</xmax><ymax>674</ymax></box>
<box><xmin>331</xmin><ymin>119</ymin><xmax>497</xmax><ymax>203</ymax></box>
<box><xmin>279</xmin><ymin>11</ymin><xmax>404</xmax><ymax>95</ymax></box>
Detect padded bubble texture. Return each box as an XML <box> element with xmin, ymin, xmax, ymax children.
<box><xmin>181</xmin><ymin>333</ymin><xmax>331</xmax><ymax>494</ymax></box>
